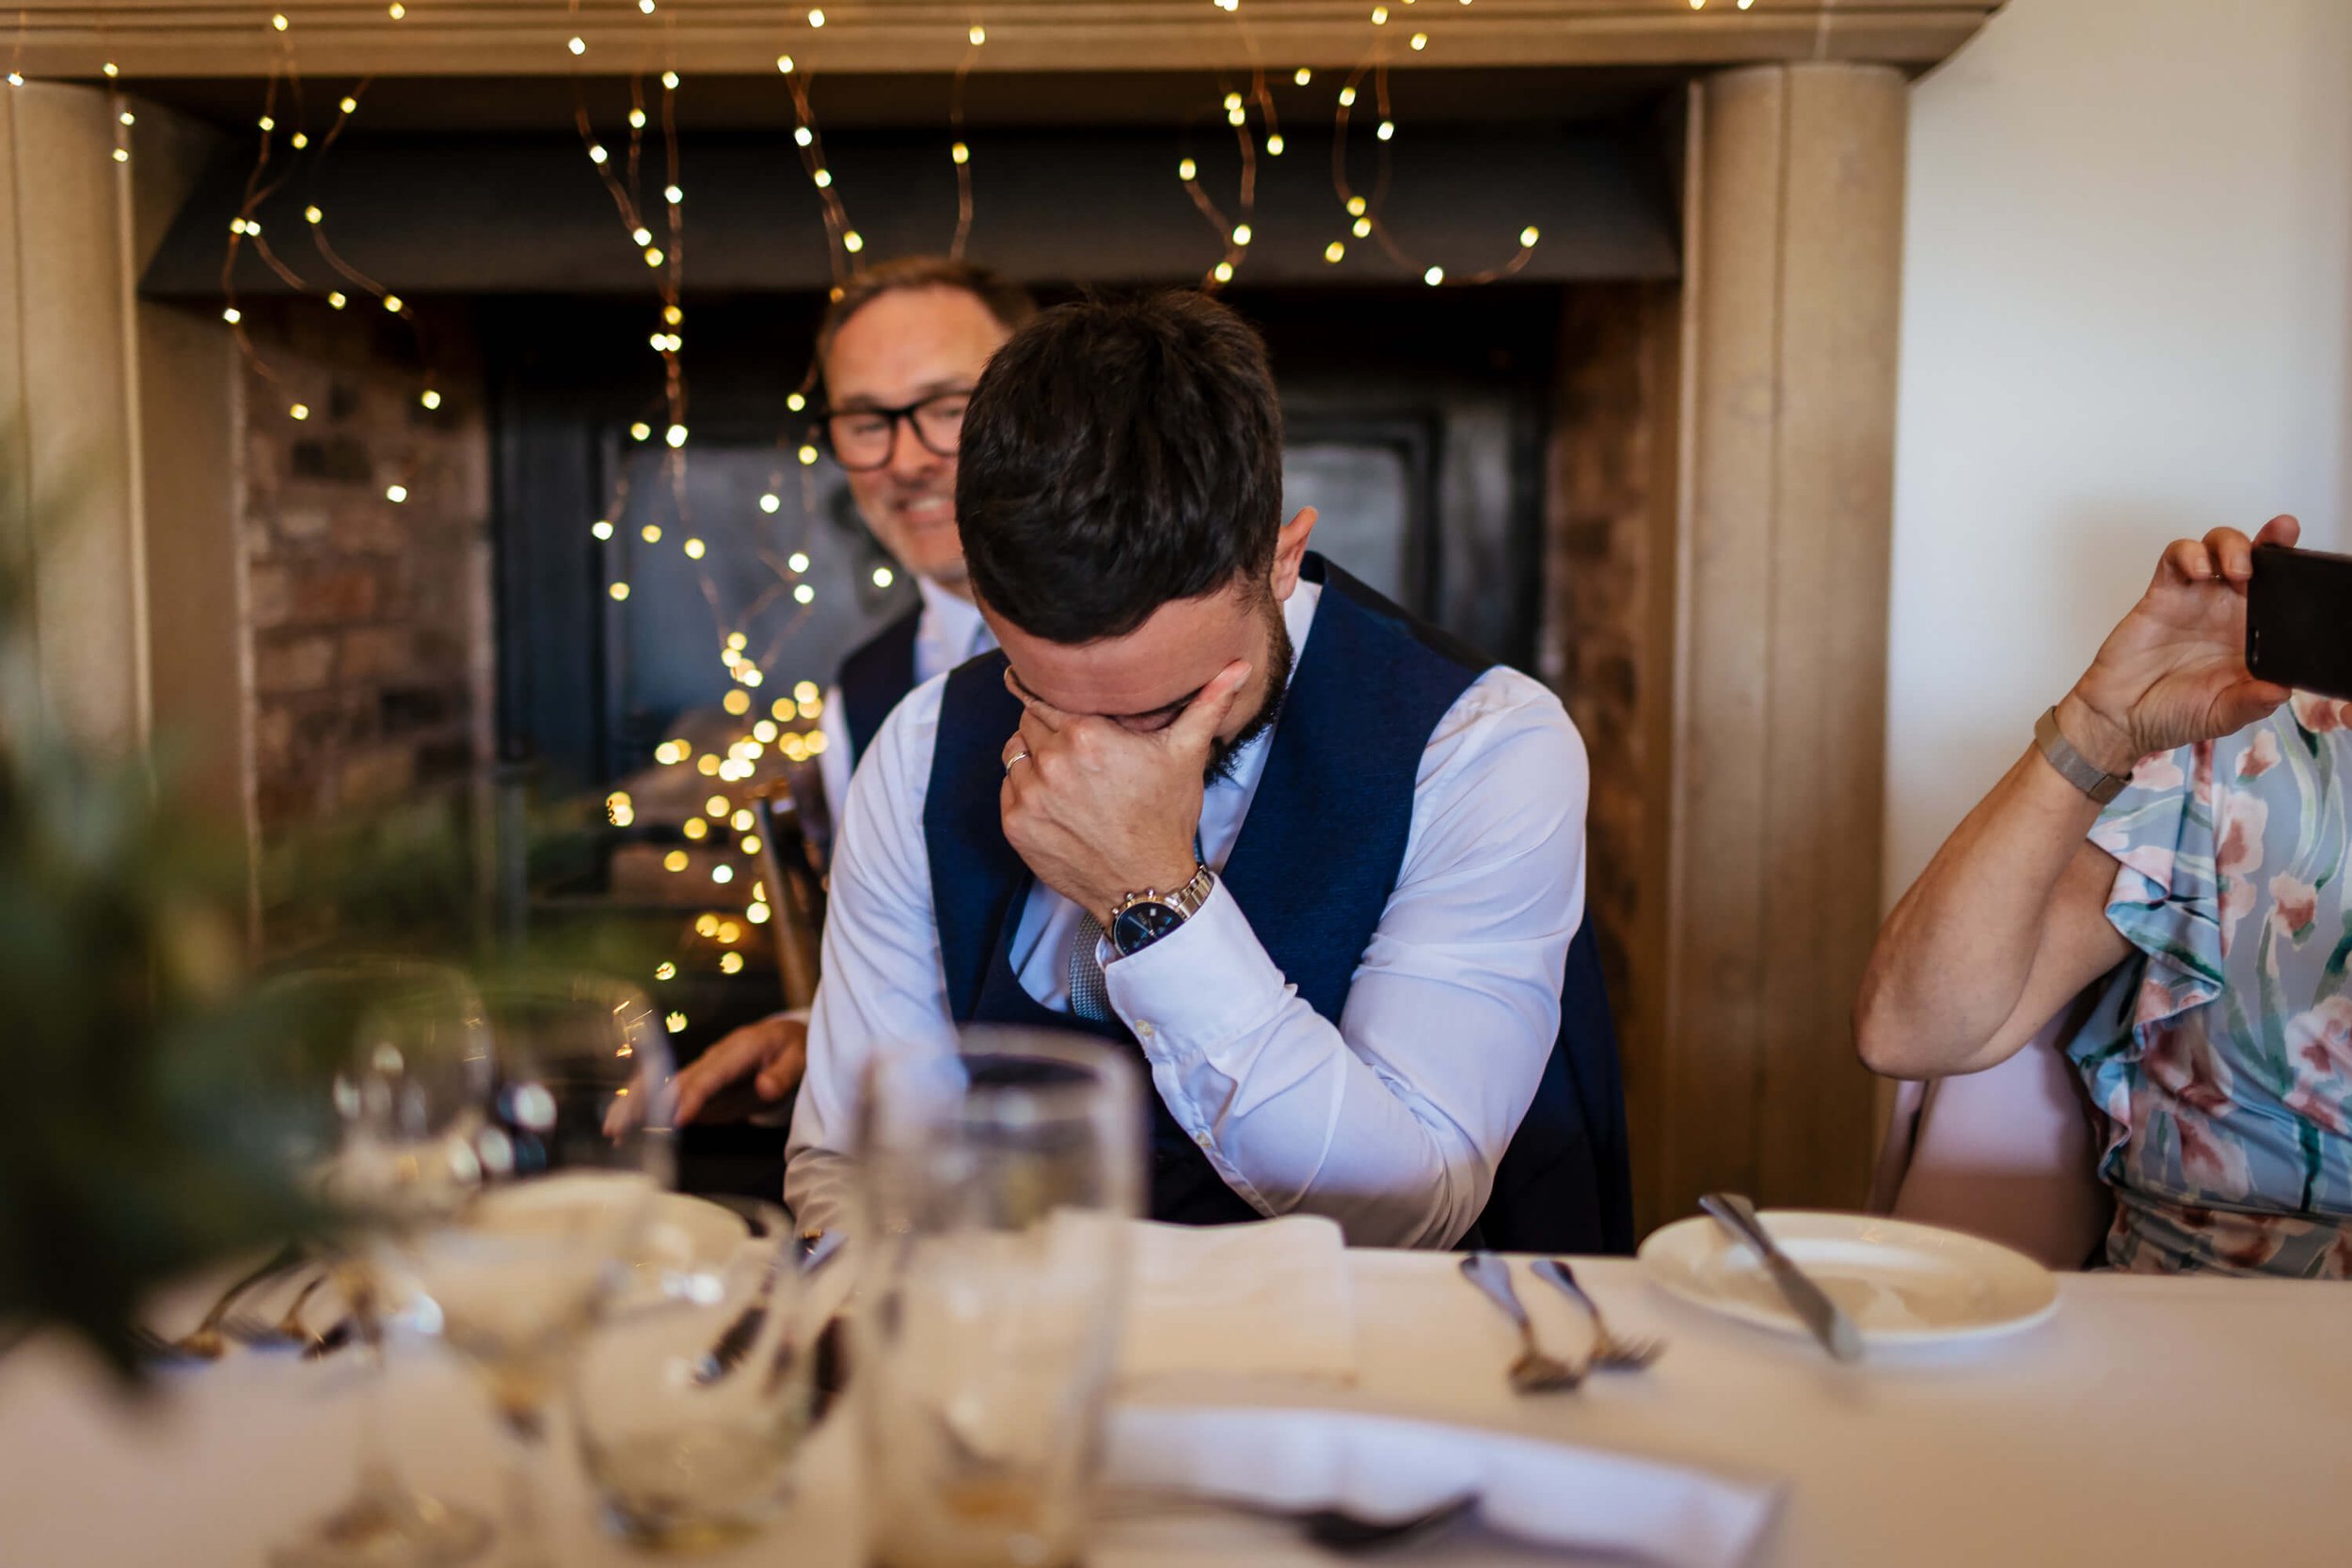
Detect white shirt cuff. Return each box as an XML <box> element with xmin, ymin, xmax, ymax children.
<box><xmin>1101</xmin><ymin>881</ymin><xmax>1292</xmax><ymax>1063</ymax></box>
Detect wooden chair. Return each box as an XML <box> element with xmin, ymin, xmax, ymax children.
<box><xmin>1867</xmin><ymin>995</ymin><xmax>2112</xmax><ymax>1271</ymax></box>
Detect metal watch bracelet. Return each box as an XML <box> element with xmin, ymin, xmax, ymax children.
<box><xmin>2033</xmin><ymin>705</ymin><xmax>2132</xmax><ymax>806</ymax></box>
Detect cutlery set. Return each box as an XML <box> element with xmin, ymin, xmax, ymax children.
<box><xmin>1460</xmin><ymin>1193</ymin><xmax>1862</xmax><ymax>1388</ymax></box>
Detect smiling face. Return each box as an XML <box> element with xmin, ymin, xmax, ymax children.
<box><xmin>820</xmin><ymin>284</ymin><xmax>1014</xmax><ymax>592</ymax></box>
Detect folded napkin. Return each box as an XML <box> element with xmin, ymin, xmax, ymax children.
<box><xmin>1104</xmin><ymin>1404</ymin><xmax>1783</xmax><ymax>1568</ymax></box>
<box><xmin>1118</xmin><ymin>1215</ymin><xmax>1357</xmax><ymax>1386</ymax></box>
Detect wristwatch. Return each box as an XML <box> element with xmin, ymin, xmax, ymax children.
<box><xmin>2034</xmin><ymin>705</ymin><xmax>2133</xmax><ymax>805</ymax></box>
<box><xmin>1107</xmin><ymin>863</ymin><xmax>1216</xmax><ymax>958</ymax></box>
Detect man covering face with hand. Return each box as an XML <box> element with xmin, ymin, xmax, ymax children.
<box><xmin>786</xmin><ymin>290</ymin><xmax>1629</xmax><ymax>1250</ymax></box>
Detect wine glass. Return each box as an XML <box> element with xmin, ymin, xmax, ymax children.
<box><xmin>265</xmin><ymin>958</ymin><xmax>497</xmax><ymax>1568</ymax></box>
<box><xmin>391</xmin><ymin>972</ymin><xmax>675</xmax><ymax>1568</ymax></box>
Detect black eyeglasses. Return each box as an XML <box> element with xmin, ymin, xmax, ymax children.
<box><xmin>814</xmin><ymin>389</ymin><xmax>972</xmax><ymax>472</ymax></box>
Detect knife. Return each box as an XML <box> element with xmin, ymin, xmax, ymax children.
<box><xmin>1698</xmin><ymin>1192</ymin><xmax>1864</xmax><ymax>1363</ymax></box>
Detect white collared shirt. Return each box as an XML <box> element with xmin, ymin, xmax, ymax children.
<box><xmin>815</xmin><ymin>574</ymin><xmax>993</xmax><ymax>817</ymax></box>
<box><xmin>786</xmin><ymin>580</ymin><xmax>1588</xmax><ymax>1249</ymax></box>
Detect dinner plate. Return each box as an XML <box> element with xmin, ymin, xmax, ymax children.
<box><xmin>628</xmin><ymin>1192</ymin><xmax>756</xmax><ymax>1277</ymax></box>
<box><xmin>1638</xmin><ymin>1210</ymin><xmax>2059</xmax><ymax>1345</ymax></box>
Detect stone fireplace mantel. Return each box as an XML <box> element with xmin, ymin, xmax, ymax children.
<box><xmin>12</xmin><ymin>2</ymin><xmax>1997</xmax><ymax>79</ymax></box>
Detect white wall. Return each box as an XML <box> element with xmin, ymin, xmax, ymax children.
<box><xmin>1885</xmin><ymin>0</ymin><xmax>2352</xmax><ymax>903</ymax></box>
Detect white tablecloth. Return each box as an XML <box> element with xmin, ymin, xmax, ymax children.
<box><xmin>2</xmin><ymin>1250</ymin><xmax>2344</xmax><ymax>1566</ymax></box>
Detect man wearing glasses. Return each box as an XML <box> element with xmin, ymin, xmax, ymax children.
<box><xmin>673</xmin><ymin>258</ymin><xmax>1035</xmax><ymax>1123</ymax></box>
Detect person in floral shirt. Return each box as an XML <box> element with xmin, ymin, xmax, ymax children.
<box><xmin>1859</xmin><ymin>516</ymin><xmax>2350</xmax><ymax>1276</ymax></box>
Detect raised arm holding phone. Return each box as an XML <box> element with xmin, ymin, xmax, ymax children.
<box><xmin>1857</xmin><ymin>515</ymin><xmax>2352</xmax><ymax>1276</ymax></box>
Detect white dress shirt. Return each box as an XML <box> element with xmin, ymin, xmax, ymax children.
<box><xmin>815</xmin><ymin>574</ymin><xmax>994</xmax><ymax>818</ymax></box>
<box><xmin>786</xmin><ymin>580</ymin><xmax>1589</xmax><ymax>1249</ymax></box>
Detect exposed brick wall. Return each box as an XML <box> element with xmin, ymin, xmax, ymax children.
<box><xmin>237</xmin><ymin>301</ymin><xmax>491</xmax><ymax>832</ymax></box>
<box><xmin>1543</xmin><ymin>283</ymin><xmax>1677</xmax><ymax>1066</ymax></box>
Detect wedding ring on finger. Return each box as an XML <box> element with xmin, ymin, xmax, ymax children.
<box><xmin>1003</xmin><ymin>747</ymin><xmax>1032</xmax><ymax>776</ymax></box>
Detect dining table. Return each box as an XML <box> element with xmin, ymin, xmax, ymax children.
<box><xmin>2</xmin><ymin>1243</ymin><xmax>2344</xmax><ymax>1567</ymax></box>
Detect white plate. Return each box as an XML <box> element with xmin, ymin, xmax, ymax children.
<box><xmin>628</xmin><ymin>1193</ymin><xmax>755</xmax><ymax>1276</ymax></box>
<box><xmin>1638</xmin><ymin>1211</ymin><xmax>2059</xmax><ymax>1346</ymax></box>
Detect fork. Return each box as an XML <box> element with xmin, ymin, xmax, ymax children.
<box><xmin>227</xmin><ymin>1272</ymin><xmax>330</xmax><ymax>1353</ymax></box>
<box><xmin>1532</xmin><ymin>1259</ymin><xmax>1665</xmax><ymax>1372</ymax></box>
<box><xmin>150</xmin><ymin>1242</ymin><xmax>306</xmax><ymax>1361</ymax></box>
<box><xmin>1457</xmin><ymin>1254</ymin><xmax>1583</xmax><ymax>1392</ymax></box>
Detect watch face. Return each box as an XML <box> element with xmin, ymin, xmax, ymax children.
<box><xmin>1112</xmin><ymin>900</ymin><xmax>1184</xmax><ymax>957</ymax></box>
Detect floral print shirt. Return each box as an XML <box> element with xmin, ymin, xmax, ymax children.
<box><xmin>2069</xmin><ymin>694</ymin><xmax>2352</xmax><ymax>1276</ymax></box>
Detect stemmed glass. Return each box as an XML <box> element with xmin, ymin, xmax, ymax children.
<box><xmin>265</xmin><ymin>959</ymin><xmax>498</xmax><ymax>1568</ymax></box>
<box><xmin>390</xmin><ymin>972</ymin><xmax>675</xmax><ymax>1568</ymax></box>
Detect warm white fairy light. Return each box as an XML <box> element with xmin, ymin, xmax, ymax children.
<box><xmin>383</xmin><ymin>294</ymin><xmax>405</xmax><ymax>313</ymax></box>
<box><xmin>665</xmin><ymin>423</ymin><xmax>688</xmax><ymax>448</ymax></box>
<box><xmin>797</xmin><ymin>444</ymin><xmax>819</xmax><ymax>467</ymax></box>
<box><xmin>609</xmin><ymin>581</ymin><xmax>631</xmax><ymax>600</ymax></box>
<box><xmin>1353</xmin><ymin>216</ymin><xmax>1372</xmax><ymax>238</ymax></box>
<box><xmin>844</xmin><ymin>230</ymin><xmax>866</xmax><ymax>253</ymax></box>
<box><xmin>663</xmin><ymin>849</ymin><xmax>689</xmax><ymax>872</ymax></box>
<box><xmin>259</xmin><ymin>116</ymin><xmax>276</xmax><ymax>132</ymax></box>
<box><xmin>795</xmin><ymin>680</ymin><xmax>820</xmax><ymax>704</ymax></box>
<box><xmin>662</xmin><ymin>71</ymin><xmax>680</xmax><ymax>89</ymax></box>
<box><xmin>304</xmin><ymin>204</ymin><xmax>323</xmax><ymax>224</ymax></box>
<box><xmin>682</xmin><ymin>816</ymin><xmax>708</xmax><ymax>838</ymax></box>
<box><xmin>6</xmin><ymin>73</ymin><xmax>24</xmax><ymax>87</ymax></box>
<box><xmin>1179</xmin><ymin>157</ymin><xmax>1198</xmax><ymax>182</ymax></box>
<box><xmin>644</xmin><ymin>246</ymin><xmax>665</xmax><ymax>267</ymax></box>
<box><xmin>1521</xmin><ymin>225</ymin><xmax>1541</xmax><ymax>247</ymax></box>
<box><xmin>793</xmin><ymin>583</ymin><xmax>816</xmax><ymax>605</ymax></box>
<box><xmin>759</xmin><ymin>493</ymin><xmax>782</xmax><ymax>514</ymax></box>
<box><xmin>289</xmin><ymin>403</ymin><xmax>310</xmax><ymax>420</ymax></box>
<box><xmin>655</xmin><ymin>960</ymin><xmax>677</xmax><ymax>980</ymax></box>
<box><xmin>720</xmin><ymin>951</ymin><xmax>744</xmax><ymax>974</ymax></box>
<box><xmin>809</xmin><ymin>8</ymin><xmax>826</xmax><ymax>25</ymax></box>
<box><xmin>221</xmin><ymin>307</ymin><xmax>242</xmax><ymax>325</ymax></box>
<box><xmin>1214</xmin><ymin>261</ymin><xmax>1234</xmax><ymax>282</ymax></box>
<box><xmin>629</xmin><ymin>421</ymin><xmax>652</xmax><ymax>441</ymax></box>
<box><xmin>327</xmin><ymin>292</ymin><xmax>348</xmax><ymax>309</ymax></box>
<box><xmin>1423</xmin><ymin>265</ymin><xmax>1445</xmax><ymax>285</ymax></box>
<box><xmin>1371</xmin><ymin>5</ymin><xmax>1388</xmax><ymax>21</ymax></box>
<box><xmin>340</xmin><ymin>95</ymin><xmax>358</xmax><ymax>114</ymax></box>
<box><xmin>1377</xmin><ymin>119</ymin><xmax>1395</xmax><ymax>141</ymax></box>
<box><xmin>1295</xmin><ymin>67</ymin><xmax>1312</xmax><ymax>85</ymax></box>
<box><xmin>1411</xmin><ymin>31</ymin><xmax>1428</xmax><ymax>49</ymax></box>
<box><xmin>641</xmin><ymin>523</ymin><xmax>663</xmax><ymax>543</ymax></box>
<box><xmin>589</xmin><ymin>144</ymin><xmax>610</xmax><ymax>165</ymax></box>
<box><xmin>291</xmin><ymin>133</ymin><xmax>309</xmax><ymax>149</ymax></box>
<box><xmin>102</xmin><ymin>61</ymin><xmax>118</xmax><ymax>78</ymax></box>
<box><xmin>664</xmin><ymin>183</ymin><xmax>683</xmax><ymax>204</ymax></box>
<box><xmin>387</xmin><ymin>3</ymin><xmax>405</xmax><ymax>17</ymax></box>
<box><xmin>747</xmin><ymin>902</ymin><xmax>771</xmax><ymax>925</ymax></box>
<box><xmin>952</xmin><ymin>141</ymin><xmax>971</xmax><ymax>166</ymax></box>
<box><xmin>1267</xmin><ymin>135</ymin><xmax>1285</xmax><ymax>156</ymax></box>
<box><xmin>813</xmin><ymin>168</ymin><xmax>833</xmax><ymax>188</ymax></box>
<box><xmin>567</xmin><ymin>36</ymin><xmax>586</xmax><ymax>55</ymax></box>
<box><xmin>386</xmin><ymin>484</ymin><xmax>409</xmax><ymax>503</ymax></box>
<box><xmin>777</xmin><ymin>54</ymin><xmax>796</xmax><ymax>73</ymax></box>
<box><xmin>272</xmin><ymin>13</ymin><xmax>289</xmax><ymax>30</ymax></box>
<box><xmin>1339</xmin><ymin>86</ymin><xmax>1357</xmax><ymax>106</ymax></box>
<box><xmin>119</xmin><ymin>110</ymin><xmax>135</xmax><ymax>125</ymax></box>
<box><xmin>1326</xmin><ymin>241</ymin><xmax>1346</xmax><ymax>263</ymax></box>
<box><xmin>787</xmin><ymin>552</ymin><xmax>812</xmax><ymax>574</ymax></box>
<box><xmin>421</xmin><ymin>388</ymin><xmax>442</xmax><ymax>409</ymax></box>
<box><xmin>112</xmin><ymin>149</ymin><xmax>129</xmax><ymax>163</ymax></box>
<box><xmin>969</xmin><ymin>24</ymin><xmax>986</xmax><ymax>44</ymax></box>
<box><xmin>666</xmin><ymin>1011</ymin><xmax>687</xmax><ymax>1034</ymax></box>
<box><xmin>684</xmin><ymin>537</ymin><xmax>706</xmax><ymax>560</ymax></box>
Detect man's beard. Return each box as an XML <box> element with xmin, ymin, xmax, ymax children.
<box><xmin>1205</xmin><ymin>601</ymin><xmax>1294</xmax><ymax>784</ymax></box>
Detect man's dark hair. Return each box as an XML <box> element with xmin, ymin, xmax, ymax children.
<box><xmin>955</xmin><ymin>291</ymin><xmax>1285</xmax><ymax>644</ymax></box>
<box><xmin>814</xmin><ymin>256</ymin><xmax>1037</xmax><ymax>372</ymax></box>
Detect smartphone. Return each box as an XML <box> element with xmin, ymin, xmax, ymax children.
<box><xmin>2249</xmin><ymin>544</ymin><xmax>2352</xmax><ymax>701</ymax></box>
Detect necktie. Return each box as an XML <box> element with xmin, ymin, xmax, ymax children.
<box><xmin>1068</xmin><ymin>911</ymin><xmax>1113</xmax><ymax>1023</ymax></box>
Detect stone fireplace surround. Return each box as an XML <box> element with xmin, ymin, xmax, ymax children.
<box><xmin>3</xmin><ymin>1</ymin><xmax>1980</xmax><ymax>1230</ymax></box>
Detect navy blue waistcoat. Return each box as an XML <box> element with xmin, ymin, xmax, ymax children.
<box><xmin>837</xmin><ymin>604</ymin><xmax>923</xmax><ymax>768</ymax></box>
<box><xmin>921</xmin><ymin>555</ymin><xmax>1632</xmax><ymax>1252</ymax></box>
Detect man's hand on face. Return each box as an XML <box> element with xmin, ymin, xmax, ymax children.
<box><xmin>999</xmin><ymin>660</ymin><xmax>1252</xmax><ymax>920</ymax></box>
<box><xmin>2059</xmin><ymin>515</ymin><xmax>2300</xmax><ymax>776</ymax></box>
